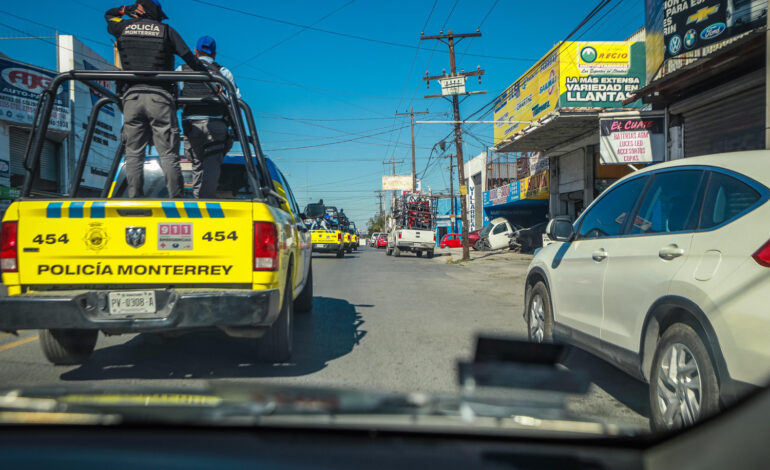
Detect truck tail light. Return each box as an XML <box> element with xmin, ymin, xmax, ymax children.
<box><xmin>753</xmin><ymin>239</ymin><xmax>770</xmax><ymax>267</ymax></box>
<box><xmin>1</xmin><ymin>221</ymin><xmax>18</xmax><ymax>273</ymax></box>
<box><xmin>398</xmin><ymin>233</ymin><xmax>402</xmax><ymax>239</ymax></box>
<box><xmin>338</xmin><ymin>233</ymin><xmax>342</xmax><ymax>242</ymax></box>
<box><xmin>254</xmin><ymin>222</ymin><xmax>279</xmax><ymax>271</ymax></box>
<box><xmin>433</xmin><ymin>233</ymin><xmax>436</xmax><ymax>241</ymax></box>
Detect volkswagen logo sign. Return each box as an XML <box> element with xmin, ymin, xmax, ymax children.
<box><xmin>125</xmin><ymin>227</ymin><xmax>146</xmax><ymax>248</ymax></box>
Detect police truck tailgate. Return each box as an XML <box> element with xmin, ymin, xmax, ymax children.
<box><xmin>16</xmin><ymin>200</ymin><xmax>254</xmax><ymax>286</ymax></box>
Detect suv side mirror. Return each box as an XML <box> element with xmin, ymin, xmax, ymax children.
<box><xmin>547</xmin><ymin>219</ymin><xmax>574</xmax><ymax>242</ymax></box>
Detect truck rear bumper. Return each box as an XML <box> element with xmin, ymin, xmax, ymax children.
<box><xmin>312</xmin><ymin>244</ymin><xmax>342</xmax><ymax>252</ymax></box>
<box><xmin>0</xmin><ymin>288</ymin><xmax>281</xmax><ymax>333</ymax></box>
<box><xmin>397</xmin><ymin>242</ymin><xmax>435</xmax><ymax>251</ymax></box>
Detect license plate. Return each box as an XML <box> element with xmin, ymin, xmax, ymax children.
<box><xmin>108</xmin><ymin>291</ymin><xmax>156</xmax><ymax>315</ymax></box>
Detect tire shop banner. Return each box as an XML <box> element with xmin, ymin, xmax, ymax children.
<box><xmin>0</xmin><ymin>58</ymin><xmax>70</xmax><ymax>132</ymax></box>
<box><xmin>600</xmin><ymin>114</ymin><xmax>665</xmax><ymax>164</ymax></box>
<box><xmin>645</xmin><ymin>0</ymin><xmax>767</xmax><ymax>62</ymax></box>
<box><xmin>493</xmin><ymin>41</ymin><xmax>646</xmax><ymax>146</ymax></box>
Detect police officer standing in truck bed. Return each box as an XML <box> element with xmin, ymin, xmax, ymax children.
<box><xmin>105</xmin><ymin>0</ymin><xmax>207</xmax><ymax>198</ymax></box>
<box><xmin>177</xmin><ymin>36</ymin><xmax>241</xmax><ymax>199</ymax></box>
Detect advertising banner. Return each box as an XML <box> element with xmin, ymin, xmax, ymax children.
<box><xmin>645</xmin><ymin>0</ymin><xmax>767</xmax><ymax>62</ymax></box>
<box><xmin>519</xmin><ymin>171</ymin><xmax>550</xmax><ymax>200</ymax></box>
<box><xmin>0</xmin><ymin>58</ymin><xmax>70</xmax><ymax>132</ymax></box>
<box><xmin>600</xmin><ymin>114</ymin><xmax>665</xmax><ymax>164</ymax></box>
<box><xmin>493</xmin><ymin>49</ymin><xmax>560</xmax><ymax>145</ymax></box>
<box><xmin>382</xmin><ymin>175</ymin><xmax>413</xmax><ymax>190</ymax></box>
<box><xmin>58</xmin><ymin>35</ymin><xmax>121</xmax><ymax>190</ymax></box>
<box><xmin>559</xmin><ymin>41</ymin><xmax>646</xmax><ymax>108</ymax></box>
<box><xmin>494</xmin><ymin>41</ymin><xmax>646</xmax><ymax>145</ymax></box>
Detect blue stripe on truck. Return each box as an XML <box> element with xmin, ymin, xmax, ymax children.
<box><xmin>90</xmin><ymin>201</ymin><xmax>106</xmax><ymax>218</ymax></box>
<box><xmin>205</xmin><ymin>203</ymin><xmax>224</xmax><ymax>218</ymax></box>
<box><xmin>183</xmin><ymin>202</ymin><xmax>202</xmax><ymax>218</ymax></box>
<box><xmin>46</xmin><ymin>202</ymin><xmax>63</xmax><ymax>218</ymax></box>
<box><xmin>69</xmin><ymin>202</ymin><xmax>84</xmax><ymax>218</ymax></box>
<box><xmin>161</xmin><ymin>202</ymin><xmax>181</xmax><ymax>218</ymax></box>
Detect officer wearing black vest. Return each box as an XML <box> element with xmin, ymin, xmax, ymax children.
<box><xmin>105</xmin><ymin>0</ymin><xmax>206</xmax><ymax>198</ymax></box>
<box><xmin>177</xmin><ymin>36</ymin><xmax>240</xmax><ymax>199</ymax></box>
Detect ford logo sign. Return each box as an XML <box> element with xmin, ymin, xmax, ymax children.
<box><xmin>700</xmin><ymin>23</ymin><xmax>726</xmax><ymax>40</ymax></box>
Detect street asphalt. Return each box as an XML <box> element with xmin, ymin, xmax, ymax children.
<box><xmin>0</xmin><ymin>245</ymin><xmax>648</xmax><ymax>429</ymax></box>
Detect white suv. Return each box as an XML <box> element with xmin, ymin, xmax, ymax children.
<box><xmin>524</xmin><ymin>151</ymin><xmax>770</xmax><ymax>431</ymax></box>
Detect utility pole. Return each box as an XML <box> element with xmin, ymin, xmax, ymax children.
<box><xmin>446</xmin><ymin>154</ymin><xmax>456</xmax><ymax>234</ymax></box>
<box><xmin>374</xmin><ymin>191</ymin><xmax>385</xmax><ymax>219</ymax></box>
<box><xmin>421</xmin><ymin>30</ymin><xmax>486</xmax><ymax>260</ymax></box>
<box><xmin>396</xmin><ymin>107</ymin><xmax>429</xmax><ymax>193</ymax></box>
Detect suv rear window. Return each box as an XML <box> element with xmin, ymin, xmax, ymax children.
<box><xmin>699</xmin><ymin>171</ymin><xmax>761</xmax><ymax>229</ymax></box>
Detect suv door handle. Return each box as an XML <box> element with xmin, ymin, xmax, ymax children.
<box><xmin>659</xmin><ymin>244</ymin><xmax>685</xmax><ymax>260</ymax></box>
<box><xmin>592</xmin><ymin>249</ymin><xmax>608</xmax><ymax>262</ymax></box>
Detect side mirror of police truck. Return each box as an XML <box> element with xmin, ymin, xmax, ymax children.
<box><xmin>546</xmin><ymin>218</ymin><xmax>574</xmax><ymax>243</ymax></box>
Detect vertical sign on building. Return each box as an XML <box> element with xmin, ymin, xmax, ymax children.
<box><xmin>58</xmin><ymin>35</ymin><xmax>121</xmax><ymax>192</ymax></box>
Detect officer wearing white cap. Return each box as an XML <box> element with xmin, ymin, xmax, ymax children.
<box><xmin>177</xmin><ymin>36</ymin><xmax>241</xmax><ymax>199</ymax></box>
<box><xmin>105</xmin><ymin>0</ymin><xmax>206</xmax><ymax>198</ymax></box>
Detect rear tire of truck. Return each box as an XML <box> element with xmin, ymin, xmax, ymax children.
<box><xmin>386</xmin><ymin>247</ymin><xmax>392</xmax><ymax>256</ymax></box>
<box><xmin>394</xmin><ymin>246</ymin><xmax>401</xmax><ymax>257</ymax></box>
<box><xmin>257</xmin><ymin>275</ymin><xmax>294</xmax><ymax>363</ymax></box>
<box><xmin>336</xmin><ymin>249</ymin><xmax>345</xmax><ymax>258</ymax></box>
<box><xmin>427</xmin><ymin>250</ymin><xmax>434</xmax><ymax>259</ymax></box>
<box><xmin>294</xmin><ymin>264</ymin><xmax>314</xmax><ymax>314</ymax></box>
<box><xmin>40</xmin><ymin>329</ymin><xmax>98</xmax><ymax>365</ymax></box>
<box><xmin>416</xmin><ymin>251</ymin><xmax>423</xmax><ymax>257</ymax></box>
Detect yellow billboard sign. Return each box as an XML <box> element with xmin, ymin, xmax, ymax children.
<box><xmin>492</xmin><ymin>46</ymin><xmax>560</xmax><ymax>145</ymax></box>
<box><xmin>493</xmin><ymin>41</ymin><xmax>645</xmax><ymax>146</ymax></box>
<box><xmin>519</xmin><ymin>171</ymin><xmax>549</xmax><ymax>200</ymax></box>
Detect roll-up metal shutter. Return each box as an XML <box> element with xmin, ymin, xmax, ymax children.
<box><xmin>558</xmin><ymin>148</ymin><xmax>584</xmax><ymax>194</ymax></box>
<box><xmin>9</xmin><ymin>127</ymin><xmax>59</xmax><ymax>182</ymax></box>
<box><xmin>670</xmin><ymin>70</ymin><xmax>765</xmax><ymax>158</ymax></box>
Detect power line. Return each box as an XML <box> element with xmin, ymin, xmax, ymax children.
<box><xmin>191</xmin><ymin>0</ymin><xmax>536</xmax><ymax>62</ymax></box>
<box><xmin>238</xmin><ymin>75</ymin><xmax>403</xmax><ymax>100</ymax></box>
<box><xmin>232</xmin><ymin>0</ymin><xmax>357</xmax><ymax>67</ymax></box>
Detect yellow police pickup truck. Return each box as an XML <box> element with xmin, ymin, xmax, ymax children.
<box><xmin>305</xmin><ymin>203</ymin><xmax>345</xmax><ymax>258</ymax></box>
<box><xmin>0</xmin><ymin>70</ymin><xmax>312</xmax><ymax>365</ymax></box>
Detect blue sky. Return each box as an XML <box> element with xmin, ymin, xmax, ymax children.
<box><xmin>0</xmin><ymin>0</ymin><xmax>643</xmax><ymax>226</ymax></box>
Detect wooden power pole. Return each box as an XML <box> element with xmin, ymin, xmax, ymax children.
<box><xmin>396</xmin><ymin>107</ymin><xmax>429</xmax><ymax>193</ymax></box>
<box><xmin>421</xmin><ymin>30</ymin><xmax>486</xmax><ymax>260</ymax></box>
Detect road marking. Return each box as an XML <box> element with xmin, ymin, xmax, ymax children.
<box><xmin>0</xmin><ymin>335</ymin><xmax>39</xmax><ymax>353</ymax></box>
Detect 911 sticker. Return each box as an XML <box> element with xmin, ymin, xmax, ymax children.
<box><xmin>158</xmin><ymin>223</ymin><xmax>192</xmax><ymax>251</ymax></box>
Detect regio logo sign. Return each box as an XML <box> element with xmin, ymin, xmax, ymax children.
<box><xmin>580</xmin><ymin>46</ymin><xmax>597</xmax><ymax>63</ymax></box>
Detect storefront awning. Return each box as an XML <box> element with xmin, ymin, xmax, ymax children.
<box><xmin>494</xmin><ymin>111</ymin><xmax>602</xmax><ymax>155</ymax></box>
<box><xmin>623</xmin><ymin>28</ymin><xmax>765</xmax><ymax>106</ymax></box>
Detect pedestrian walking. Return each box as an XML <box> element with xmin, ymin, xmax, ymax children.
<box><xmin>177</xmin><ymin>36</ymin><xmax>241</xmax><ymax>199</ymax></box>
<box><xmin>106</xmin><ymin>0</ymin><xmax>207</xmax><ymax>198</ymax></box>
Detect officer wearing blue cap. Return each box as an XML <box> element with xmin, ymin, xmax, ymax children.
<box><xmin>177</xmin><ymin>36</ymin><xmax>241</xmax><ymax>199</ymax></box>
<box><xmin>105</xmin><ymin>0</ymin><xmax>206</xmax><ymax>199</ymax></box>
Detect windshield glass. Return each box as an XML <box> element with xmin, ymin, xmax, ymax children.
<box><xmin>1</xmin><ymin>0</ymin><xmax>768</xmax><ymax>443</ymax></box>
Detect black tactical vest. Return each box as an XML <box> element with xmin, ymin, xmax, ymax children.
<box><xmin>116</xmin><ymin>19</ymin><xmax>174</xmax><ymax>91</ymax></box>
<box><xmin>179</xmin><ymin>62</ymin><xmax>227</xmax><ymax>117</ymax></box>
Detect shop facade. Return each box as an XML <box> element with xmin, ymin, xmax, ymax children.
<box><xmin>492</xmin><ymin>35</ymin><xmax>650</xmax><ymax>221</ymax></box>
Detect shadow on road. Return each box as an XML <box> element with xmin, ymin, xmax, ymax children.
<box><xmin>59</xmin><ymin>296</ymin><xmax>367</xmax><ymax>381</ymax></box>
<box><xmin>561</xmin><ymin>347</ymin><xmax>651</xmax><ymax>418</ymax></box>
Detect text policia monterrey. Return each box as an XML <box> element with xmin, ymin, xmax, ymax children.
<box><xmin>37</xmin><ymin>264</ymin><xmax>234</xmax><ymax>276</ymax></box>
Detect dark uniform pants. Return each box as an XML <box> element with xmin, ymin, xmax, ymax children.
<box><xmin>183</xmin><ymin>118</ymin><xmax>229</xmax><ymax>199</ymax></box>
<box><xmin>121</xmin><ymin>87</ymin><xmax>184</xmax><ymax>198</ymax></box>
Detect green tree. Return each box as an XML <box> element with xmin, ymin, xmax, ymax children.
<box><xmin>367</xmin><ymin>214</ymin><xmax>385</xmax><ymax>236</ymax></box>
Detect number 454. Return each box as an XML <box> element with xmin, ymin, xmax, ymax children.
<box><xmin>33</xmin><ymin>234</ymin><xmax>69</xmax><ymax>245</ymax></box>
<box><xmin>202</xmin><ymin>231</ymin><xmax>238</xmax><ymax>242</ymax></box>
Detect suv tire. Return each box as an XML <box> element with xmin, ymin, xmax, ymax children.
<box><xmin>40</xmin><ymin>329</ymin><xmax>98</xmax><ymax>365</ymax></box>
<box><xmin>294</xmin><ymin>264</ymin><xmax>313</xmax><ymax>313</ymax></box>
<box><xmin>649</xmin><ymin>323</ymin><xmax>720</xmax><ymax>432</ymax></box>
<box><xmin>525</xmin><ymin>281</ymin><xmax>553</xmax><ymax>343</ymax></box>
<box><xmin>257</xmin><ymin>275</ymin><xmax>294</xmax><ymax>363</ymax></box>
<box><xmin>394</xmin><ymin>246</ymin><xmax>401</xmax><ymax>257</ymax></box>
